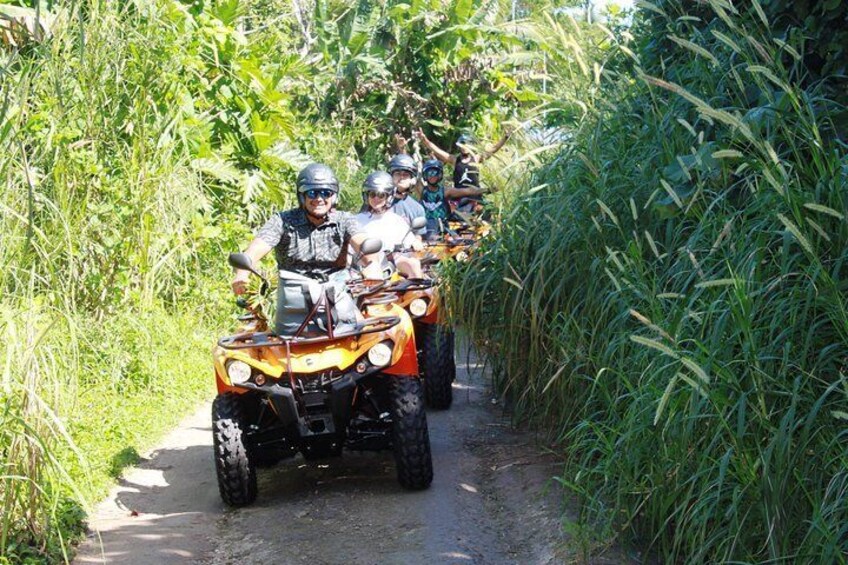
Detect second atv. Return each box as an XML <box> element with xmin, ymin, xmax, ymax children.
<box><xmin>386</xmin><ymin>277</ymin><xmax>456</xmax><ymax>410</ymax></box>
<box><xmin>385</xmin><ymin>217</ymin><xmax>456</xmax><ymax>410</ymax></box>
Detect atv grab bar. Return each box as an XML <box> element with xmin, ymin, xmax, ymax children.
<box><xmin>217</xmin><ymin>315</ymin><xmax>403</xmax><ymax>350</ymax></box>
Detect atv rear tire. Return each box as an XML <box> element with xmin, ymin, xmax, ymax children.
<box><xmin>389</xmin><ymin>377</ymin><xmax>433</xmax><ymax>490</ymax></box>
<box><xmin>212</xmin><ymin>393</ymin><xmax>257</xmax><ymax>506</ymax></box>
<box><xmin>416</xmin><ymin>323</ymin><xmax>455</xmax><ymax>410</ymax></box>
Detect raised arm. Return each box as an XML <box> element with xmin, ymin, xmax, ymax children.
<box><xmin>415</xmin><ymin>129</ymin><xmax>455</xmax><ymax>166</ymax></box>
<box><xmin>445</xmin><ymin>185</ymin><xmax>484</xmax><ymax>199</ymax></box>
<box><xmin>393</xmin><ymin>132</ymin><xmax>409</xmax><ymax>154</ymax></box>
<box><xmin>480</xmin><ymin>128</ymin><xmax>514</xmax><ymax>162</ymax></box>
<box><xmin>413</xmin><ymin>176</ymin><xmax>424</xmax><ymax>200</ymax></box>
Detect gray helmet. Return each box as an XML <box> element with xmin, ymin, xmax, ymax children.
<box><xmin>422</xmin><ymin>158</ymin><xmax>443</xmax><ymax>184</ymax></box>
<box><xmin>388</xmin><ymin>153</ymin><xmax>417</xmax><ymax>176</ymax></box>
<box><xmin>296</xmin><ymin>163</ymin><xmax>339</xmax><ymax>194</ymax></box>
<box><xmin>362</xmin><ymin>171</ymin><xmax>395</xmax><ymax>209</ymax></box>
<box><xmin>456</xmin><ymin>132</ymin><xmax>475</xmax><ymax>149</ymax></box>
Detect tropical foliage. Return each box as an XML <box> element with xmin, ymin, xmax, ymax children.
<box><xmin>307</xmin><ymin>0</ymin><xmax>530</xmax><ymax>158</ymax></box>
<box><xmin>2</xmin><ymin>0</ymin><xmax>846</xmax><ymax>562</ymax></box>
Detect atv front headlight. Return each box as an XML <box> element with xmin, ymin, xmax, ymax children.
<box><xmin>226</xmin><ymin>360</ymin><xmax>252</xmax><ymax>385</ymax></box>
<box><xmin>367</xmin><ymin>342</ymin><xmax>393</xmax><ymax>368</ymax></box>
<box><xmin>408</xmin><ymin>298</ymin><xmax>428</xmax><ymax>317</ymax></box>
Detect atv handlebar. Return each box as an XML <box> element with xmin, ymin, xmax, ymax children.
<box><xmin>347</xmin><ymin>277</ymin><xmax>388</xmax><ymax>298</ymax></box>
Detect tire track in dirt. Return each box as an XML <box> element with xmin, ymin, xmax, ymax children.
<box><xmin>75</xmin><ymin>341</ymin><xmax>630</xmax><ymax>564</ymax></box>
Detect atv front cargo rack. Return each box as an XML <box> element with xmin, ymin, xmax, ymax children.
<box><xmin>218</xmin><ymin>315</ymin><xmax>402</xmax><ymax>350</ymax></box>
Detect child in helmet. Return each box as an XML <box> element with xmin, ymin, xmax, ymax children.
<box><xmin>417</xmin><ymin>158</ymin><xmax>452</xmax><ymax>239</ymax></box>
<box><xmin>353</xmin><ymin>171</ymin><xmax>425</xmax><ymax>279</ymax></box>
<box><xmin>415</xmin><ymin>128</ymin><xmax>513</xmax><ymax>213</ymax></box>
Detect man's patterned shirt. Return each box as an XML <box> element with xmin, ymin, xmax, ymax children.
<box><xmin>256</xmin><ymin>208</ymin><xmax>362</xmax><ymax>277</ymax></box>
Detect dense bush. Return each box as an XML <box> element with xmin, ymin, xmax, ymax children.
<box><xmin>447</xmin><ymin>1</ymin><xmax>848</xmax><ymax>561</ymax></box>
<box><xmin>1</xmin><ymin>1</ymin><xmax>249</xmax><ymax>560</ymax></box>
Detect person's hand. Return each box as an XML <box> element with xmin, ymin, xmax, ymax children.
<box><xmin>414</xmin><ymin>128</ymin><xmax>426</xmax><ymax>142</ymax></box>
<box><xmin>411</xmin><ymin>239</ymin><xmax>424</xmax><ymax>252</ymax></box>
<box><xmin>361</xmin><ymin>260</ymin><xmax>385</xmax><ymax>280</ymax></box>
<box><xmin>394</xmin><ymin>132</ymin><xmax>408</xmax><ymax>152</ymax></box>
<box><xmin>231</xmin><ymin>274</ymin><xmax>249</xmax><ymax>295</ymax></box>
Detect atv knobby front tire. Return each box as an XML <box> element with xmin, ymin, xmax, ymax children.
<box><xmin>389</xmin><ymin>377</ymin><xmax>433</xmax><ymax>490</ymax></box>
<box><xmin>212</xmin><ymin>393</ymin><xmax>257</xmax><ymax>506</ymax></box>
<box><xmin>416</xmin><ymin>323</ymin><xmax>456</xmax><ymax>410</ymax></box>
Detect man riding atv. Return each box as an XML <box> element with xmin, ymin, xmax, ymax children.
<box><xmin>388</xmin><ymin>153</ymin><xmax>427</xmax><ymax>236</ymax></box>
<box><xmin>217</xmin><ymin>162</ymin><xmax>434</xmax><ymax>505</ymax></box>
<box><xmin>232</xmin><ymin>163</ymin><xmax>381</xmax><ymax>293</ymax></box>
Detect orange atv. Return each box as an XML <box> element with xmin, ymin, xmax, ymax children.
<box><xmin>420</xmin><ymin>210</ymin><xmax>490</xmax><ymax>266</ymax></box>
<box><xmin>392</xmin><ymin>212</ymin><xmax>492</xmax><ymax>408</ymax></box>
<box><xmin>384</xmin><ymin>277</ymin><xmax>455</xmax><ymax>410</ymax></box>
<box><xmin>383</xmin><ymin>218</ymin><xmax>456</xmax><ymax>410</ymax></box>
<box><xmin>211</xmin><ymin>244</ymin><xmax>433</xmax><ymax>506</ymax></box>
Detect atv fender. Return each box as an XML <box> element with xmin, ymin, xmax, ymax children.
<box><xmin>383</xmin><ymin>331</ymin><xmax>419</xmax><ymax>377</ymax></box>
<box><xmin>418</xmin><ymin>309</ymin><xmax>439</xmax><ymax>325</ymax></box>
<box><xmin>215</xmin><ymin>370</ymin><xmax>246</xmax><ymax>395</ymax></box>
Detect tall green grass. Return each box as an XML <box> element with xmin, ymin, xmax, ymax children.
<box><xmin>0</xmin><ymin>2</ymin><xmax>245</xmax><ymax>561</ymax></box>
<box><xmin>447</xmin><ymin>1</ymin><xmax>848</xmax><ymax>561</ymax></box>
<box><xmin>0</xmin><ymin>297</ymin><xmax>85</xmax><ymax>564</ymax></box>
<box><xmin>0</xmin><ymin>0</ymin><xmax>436</xmax><ymax>559</ymax></box>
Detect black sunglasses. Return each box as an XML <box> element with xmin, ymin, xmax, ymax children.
<box><xmin>304</xmin><ymin>189</ymin><xmax>335</xmax><ymax>200</ymax></box>
<box><xmin>367</xmin><ymin>191</ymin><xmax>389</xmax><ymax>200</ymax></box>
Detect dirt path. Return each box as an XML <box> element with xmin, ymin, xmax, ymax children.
<box><xmin>75</xmin><ymin>343</ymin><xmax>626</xmax><ymax>564</ymax></box>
